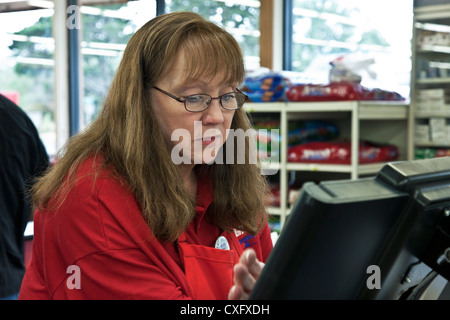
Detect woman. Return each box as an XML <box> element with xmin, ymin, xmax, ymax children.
<box><xmin>19</xmin><ymin>12</ymin><xmax>272</xmax><ymax>300</ymax></box>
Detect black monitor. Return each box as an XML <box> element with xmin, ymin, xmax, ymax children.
<box><xmin>251</xmin><ymin>157</ymin><xmax>450</xmax><ymax>300</ymax></box>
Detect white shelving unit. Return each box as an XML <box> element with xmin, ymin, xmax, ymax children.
<box><xmin>246</xmin><ymin>100</ymin><xmax>410</xmax><ymax>229</ymax></box>
<box><xmin>410</xmin><ymin>4</ymin><xmax>450</xmax><ymax>159</ymax></box>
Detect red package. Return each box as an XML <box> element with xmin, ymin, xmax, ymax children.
<box><xmin>286</xmin><ymin>82</ymin><xmax>404</xmax><ymax>102</ymax></box>
<box><xmin>288</xmin><ymin>140</ymin><xmax>399</xmax><ymax>164</ymax></box>
<box><xmin>267</xmin><ymin>184</ymin><xmax>281</xmax><ymax>207</ymax></box>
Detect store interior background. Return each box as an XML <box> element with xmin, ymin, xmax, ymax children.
<box><xmin>0</xmin><ymin>0</ymin><xmax>415</xmax><ymax>156</ymax></box>
<box><xmin>2</xmin><ymin>0</ymin><xmax>450</xmax><ymax>235</ymax></box>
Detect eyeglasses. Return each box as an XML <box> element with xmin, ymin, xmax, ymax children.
<box><xmin>152</xmin><ymin>86</ymin><xmax>248</xmax><ymax>112</ymax></box>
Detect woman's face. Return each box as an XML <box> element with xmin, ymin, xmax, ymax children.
<box><xmin>151</xmin><ymin>50</ymin><xmax>236</xmax><ymax>165</ymax></box>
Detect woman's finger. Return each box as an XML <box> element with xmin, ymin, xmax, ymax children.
<box><xmin>242</xmin><ymin>249</ymin><xmax>264</xmax><ymax>278</ymax></box>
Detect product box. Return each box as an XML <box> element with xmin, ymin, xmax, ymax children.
<box><xmin>415</xmin><ymin>89</ymin><xmax>450</xmax><ymax>115</ymax></box>
<box><xmin>415</xmin><ymin>124</ymin><xmax>430</xmax><ymax>144</ymax></box>
<box><xmin>430</xmin><ymin>117</ymin><xmax>448</xmax><ymax>144</ymax></box>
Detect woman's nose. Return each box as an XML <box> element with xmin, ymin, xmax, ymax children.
<box><xmin>202</xmin><ymin>98</ymin><xmax>224</xmax><ymax>125</ymax></box>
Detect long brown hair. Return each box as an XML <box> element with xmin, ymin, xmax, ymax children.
<box><xmin>32</xmin><ymin>12</ymin><xmax>269</xmax><ymax>242</ymax></box>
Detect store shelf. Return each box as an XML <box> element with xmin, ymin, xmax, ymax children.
<box><xmin>266</xmin><ymin>207</ymin><xmax>283</xmax><ymax>216</ymax></box>
<box><xmin>416</xmin><ymin>142</ymin><xmax>450</xmax><ymax>147</ymax></box>
<box><xmin>285</xmin><ymin>162</ymin><xmax>386</xmax><ymax>175</ymax></box>
<box><xmin>286</xmin><ymin>162</ymin><xmax>354</xmax><ymax>173</ymax></box>
<box><xmin>285</xmin><ymin>101</ymin><xmax>355</xmax><ymax>112</ymax></box>
<box><xmin>246</xmin><ymin>100</ymin><xmax>410</xmax><ymax>229</ymax></box>
<box><xmin>244</xmin><ymin>102</ymin><xmax>285</xmax><ymax>113</ymax></box>
<box><xmin>415</xmin><ymin>110</ymin><xmax>450</xmax><ymax>118</ymax></box>
<box><xmin>418</xmin><ymin>45</ymin><xmax>450</xmax><ymax>54</ymax></box>
<box><xmin>416</xmin><ymin>77</ymin><xmax>450</xmax><ymax>84</ymax></box>
<box><xmin>357</xmin><ymin>101</ymin><xmax>409</xmax><ymax>120</ymax></box>
<box><xmin>411</xmin><ymin>5</ymin><xmax>450</xmax><ymax>160</ymax></box>
<box><xmin>246</xmin><ymin>101</ymin><xmax>408</xmax><ymax>117</ymax></box>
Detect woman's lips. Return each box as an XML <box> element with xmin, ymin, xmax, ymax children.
<box><xmin>194</xmin><ymin>135</ymin><xmax>220</xmax><ymax>146</ymax></box>
<box><xmin>201</xmin><ymin>135</ymin><xmax>217</xmax><ymax>146</ymax></box>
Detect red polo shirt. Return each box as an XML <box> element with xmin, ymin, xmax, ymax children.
<box><xmin>19</xmin><ymin>157</ymin><xmax>273</xmax><ymax>299</ymax></box>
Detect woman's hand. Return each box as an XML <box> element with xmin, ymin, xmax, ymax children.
<box><xmin>228</xmin><ymin>249</ymin><xmax>265</xmax><ymax>300</ymax></box>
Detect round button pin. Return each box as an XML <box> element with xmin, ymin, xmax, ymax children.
<box><xmin>215</xmin><ymin>236</ymin><xmax>230</xmax><ymax>250</ymax></box>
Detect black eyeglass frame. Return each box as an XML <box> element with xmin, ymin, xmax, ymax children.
<box><xmin>152</xmin><ymin>86</ymin><xmax>249</xmax><ymax>112</ymax></box>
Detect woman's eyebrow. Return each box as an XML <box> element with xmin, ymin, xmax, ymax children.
<box><xmin>169</xmin><ymin>79</ymin><xmax>205</xmax><ymax>92</ymax></box>
<box><xmin>178</xmin><ymin>79</ymin><xmax>209</xmax><ymax>89</ymax></box>
<box><xmin>175</xmin><ymin>82</ymin><xmax>233</xmax><ymax>94</ymax></box>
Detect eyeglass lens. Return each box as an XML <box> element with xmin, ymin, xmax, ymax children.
<box><xmin>185</xmin><ymin>92</ymin><xmax>245</xmax><ymax>111</ymax></box>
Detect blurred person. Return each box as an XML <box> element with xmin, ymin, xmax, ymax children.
<box><xmin>0</xmin><ymin>93</ymin><xmax>49</xmax><ymax>300</ymax></box>
<box><xmin>19</xmin><ymin>12</ymin><xmax>272</xmax><ymax>300</ymax></box>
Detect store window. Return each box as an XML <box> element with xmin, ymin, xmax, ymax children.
<box><xmin>80</xmin><ymin>0</ymin><xmax>157</xmax><ymax>127</ymax></box>
<box><xmin>287</xmin><ymin>0</ymin><xmax>414</xmax><ymax>98</ymax></box>
<box><xmin>0</xmin><ymin>1</ymin><xmax>157</xmax><ymax>154</ymax></box>
<box><xmin>165</xmin><ymin>0</ymin><xmax>261</xmax><ymax>71</ymax></box>
<box><xmin>0</xmin><ymin>7</ymin><xmax>56</xmax><ymax>156</ymax></box>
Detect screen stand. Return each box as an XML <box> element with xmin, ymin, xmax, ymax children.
<box><xmin>402</xmin><ymin>248</ymin><xmax>450</xmax><ymax>300</ymax></box>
